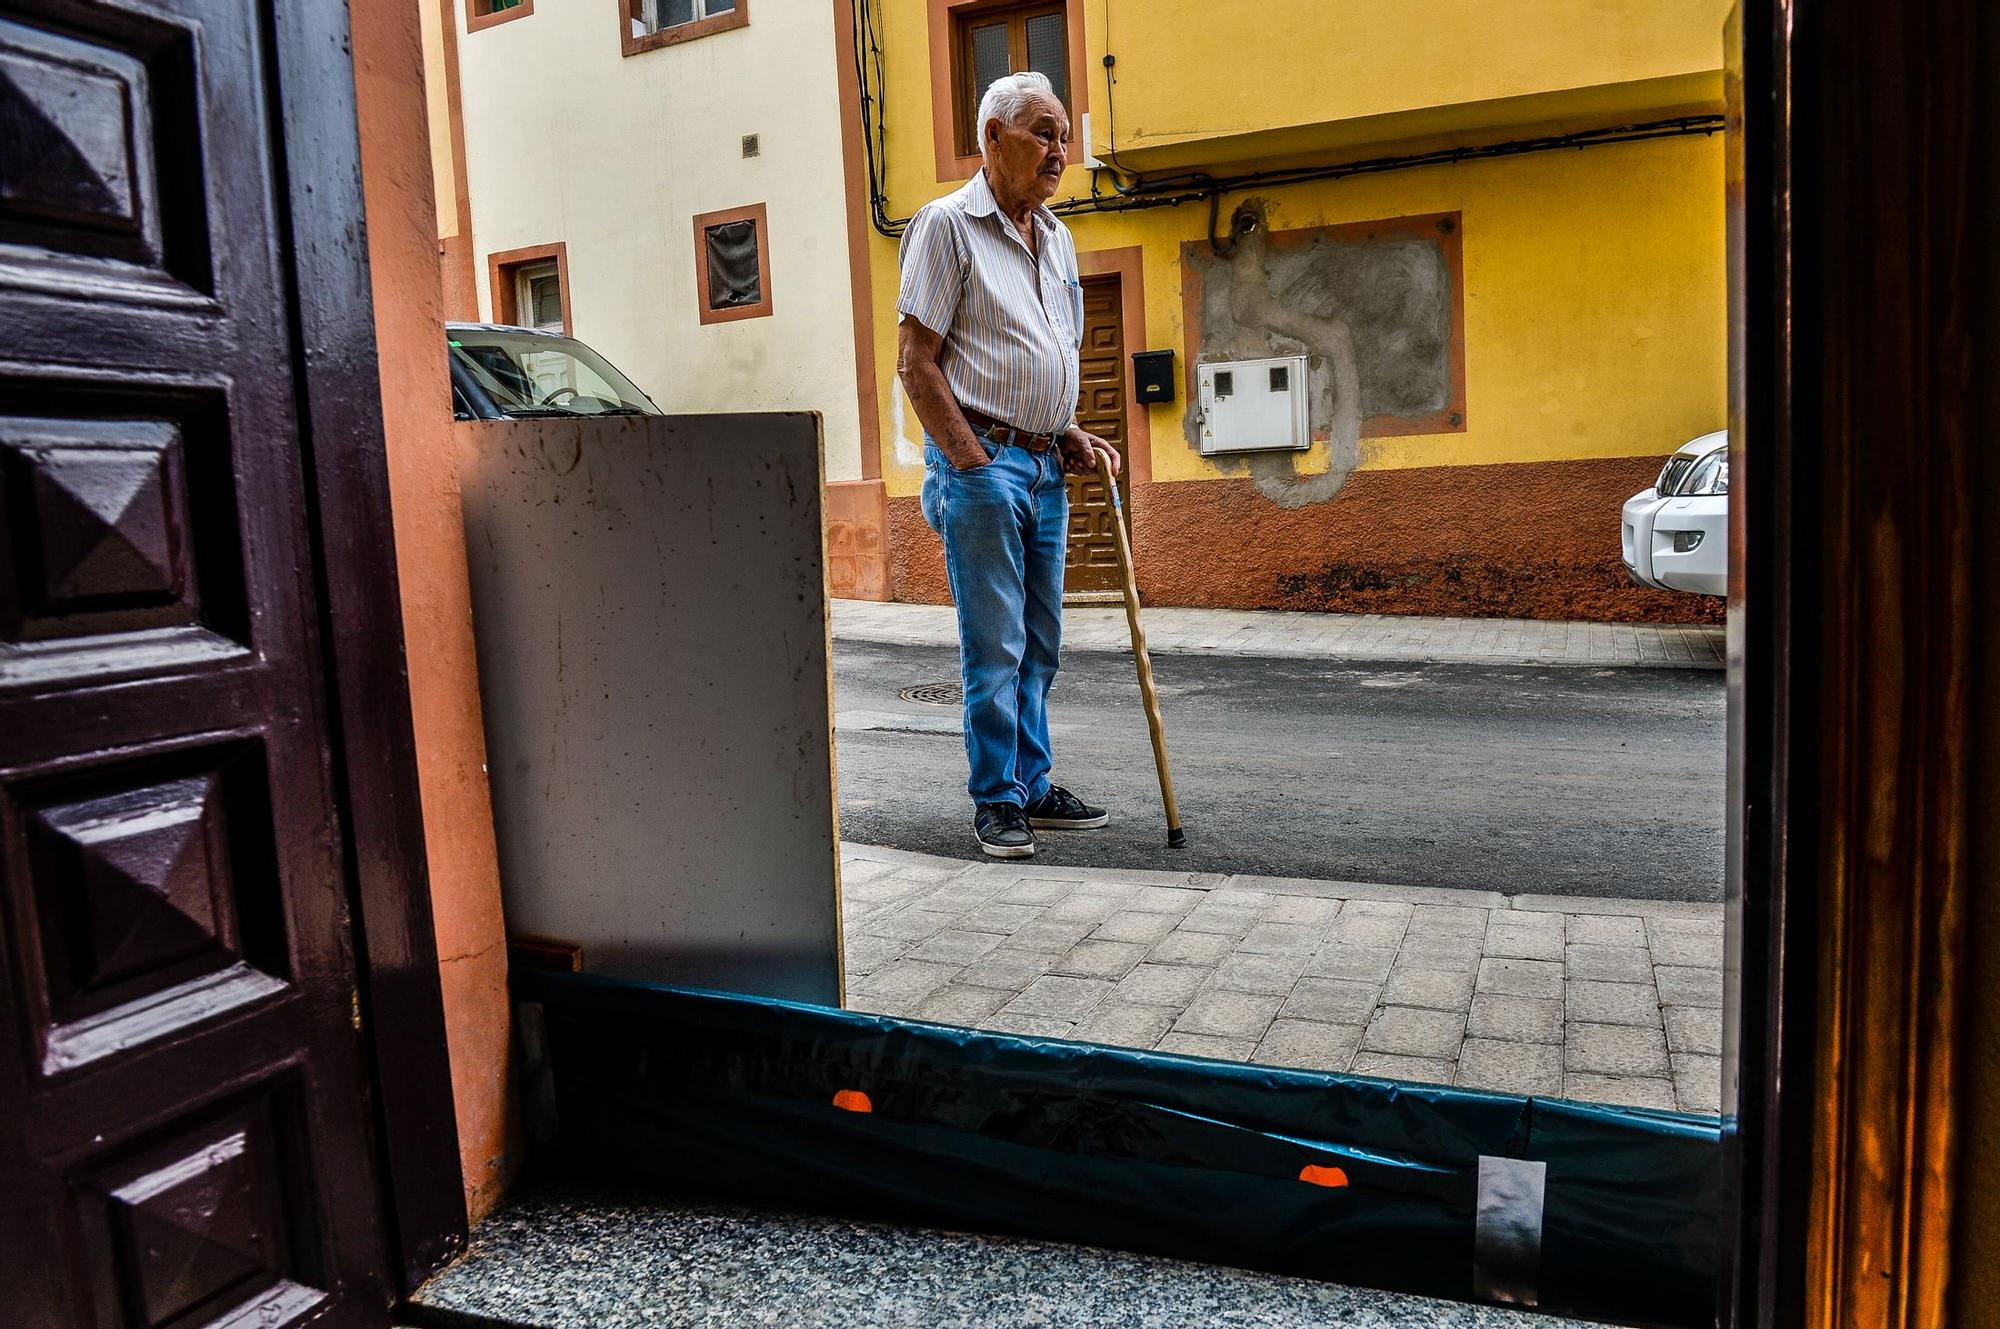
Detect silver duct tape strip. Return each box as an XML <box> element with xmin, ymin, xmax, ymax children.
<box><xmin>1473</xmin><ymin>1155</ymin><xmax>1548</xmax><ymax>1306</ymax></box>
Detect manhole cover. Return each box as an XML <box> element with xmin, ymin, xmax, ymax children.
<box><xmin>899</xmin><ymin>681</ymin><xmax>963</xmax><ymax>706</ymax></box>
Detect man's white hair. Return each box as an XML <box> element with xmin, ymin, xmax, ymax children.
<box><xmin>977</xmin><ymin>71</ymin><xmax>1060</xmax><ymax>160</ymax></box>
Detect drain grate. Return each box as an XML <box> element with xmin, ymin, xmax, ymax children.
<box><xmin>898</xmin><ymin>681</ymin><xmax>963</xmax><ymax>706</ymax></box>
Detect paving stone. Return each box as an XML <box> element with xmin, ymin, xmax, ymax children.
<box><xmin>1304</xmin><ymin>943</ymin><xmax>1399</xmax><ymax>982</ymax></box>
<box><xmin>1042</xmin><ymin>893</ymin><xmax>1123</xmax><ymax>924</ymax></box>
<box><xmin>1672</xmin><ymin>1052</ymin><xmax>1724</xmax><ymax>1114</ymax></box>
<box><xmin>1328</xmin><ymin>915</ymin><xmax>1408</xmax><ymax>948</ymax></box>
<box><xmin>1646</xmin><ymin>913</ymin><xmax>1726</xmax><ymax>940</ymax></box>
<box><xmin>956</xmin><ymin>902</ymin><xmax>1043</xmax><ymax>935</ymax></box>
<box><xmin>1493</xmin><ymin>908</ymin><xmax>1564</xmax><ymax>931</ymax></box>
<box><xmin>1156</xmin><ymin>1032</ymin><xmax>1258</xmax><ymax>1062</ymax></box>
<box><xmin>1122</xmin><ymin>885</ymin><xmax>1204</xmax><ymax>915</ymax></box>
<box><xmin>996</xmin><ymin>879</ymin><xmax>1076</xmax><ymax>905</ymax></box>
<box><xmin>842</xmin><ymin>933</ymin><xmax>907</xmax><ymax>976</ymax></box>
<box><xmin>954</xmin><ymin>947</ymin><xmax>1054</xmax><ymax>990</ymax></box>
<box><xmin>1563</xmin><ymin>1073</ymin><xmax>1677</xmax><ymax>1110</ymax></box>
<box><xmin>1009</xmin><ymin>917</ymin><xmax>1098</xmax><ymax>953</ymax></box>
<box><xmin>1279</xmin><ymin>978</ymin><xmax>1380</xmax><ymax>1025</ymax></box>
<box><xmin>1002</xmin><ymin>975</ymin><xmax>1114</xmax><ymax>1021</ymax></box>
<box><xmin>1381</xmin><ymin>967</ymin><xmax>1475</xmax><ymax>1012</ymax></box>
<box><xmin>1210</xmin><ymin>950</ymin><xmax>1311</xmax><ymax>996</ymax></box>
<box><xmin>863</xmin><ymin>908</ymin><xmax>960</xmax><ymax>942</ymax></box>
<box><xmin>919</xmin><ymin>883</ymin><xmax>996</xmax><ymax>913</ymax></box>
<box><xmin>1350</xmin><ymin>1052</ymin><xmax>1456</xmax><ymax>1085</ymax></box>
<box><xmin>1051</xmin><ymin>939</ymin><xmax>1149</xmax><ymax>980</ymax></box>
<box><xmin>1173</xmin><ymin>990</ymin><xmax>1284</xmax><ymax>1040</ymax></box>
<box><xmin>1262</xmin><ymin>896</ymin><xmax>1341</xmax><ymax>928</ymax></box>
<box><xmin>1395</xmin><ymin>934</ymin><xmax>1485</xmax><ymax>973</ymax></box>
<box><xmin>1568</xmin><ymin>914</ymin><xmax>1646</xmax><ymax>947</ymax></box>
<box><xmin>1485</xmin><ymin>922</ymin><xmax>1565</xmax><ymax>961</ymax></box>
<box><xmin>1072</xmin><ymin>1002</ymin><xmax>1180</xmax><ymax>1049</ymax></box>
<box><xmin>1565</xmin><ymin>980</ymin><xmax>1661</xmax><ymax>1027</ymax></box>
<box><xmin>1091</xmin><ymin>911</ymin><xmax>1182</xmax><ymax>945</ymax></box>
<box><xmin>1476</xmin><ymin>957</ymin><xmax>1564</xmax><ymax>999</ymax></box>
<box><xmin>1565</xmin><ymin>1022</ymin><xmax>1669</xmax><ymax>1076</ymax></box>
<box><xmin>983</xmin><ymin>1013</ymin><xmax>1078</xmax><ymax>1039</ymax></box>
<box><xmin>1340</xmin><ymin>899</ymin><xmax>1414</xmax><ymax>922</ymax></box>
<box><xmin>914</xmin><ymin>984</ymin><xmax>1013</xmax><ymax>1026</ymax></box>
<box><xmin>1406</xmin><ymin>904</ymin><xmax>1489</xmax><ymax>939</ymax></box>
<box><xmin>1647</xmin><ymin>926</ymin><xmax>1724</xmax><ymax>967</ymax></box>
<box><xmin>903</xmin><ymin>930</ymin><xmax>1005</xmax><ymax>966</ymax></box>
<box><xmin>1147</xmin><ymin>929</ymin><xmax>1235</xmax><ymax>966</ymax></box>
<box><xmin>1361</xmin><ymin>1006</ymin><xmax>1465</xmax><ymax>1060</ymax></box>
<box><xmin>844</xmin><ymin>988</ymin><xmax>913</xmax><ymax>1018</ymax></box>
<box><xmin>1204</xmin><ymin>889</ymin><xmax>1273</xmax><ymax>912</ymax></box>
<box><xmin>1177</xmin><ymin>904</ymin><xmax>1265</xmax><ymax>937</ymax></box>
<box><xmin>1456</xmin><ymin>1038</ymin><xmax>1563</xmax><ymax>1096</ymax></box>
<box><xmin>852</xmin><ymin>959</ymin><xmax>962</xmax><ymax>1002</ymax></box>
<box><xmin>1564</xmin><ymin>943</ymin><xmax>1653</xmax><ymax>983</ymax></box>
<box><xmin>888</xmin><ymin>864</ymin><xmax>960</xmax><ymax>885</ymax></box>
<box><xmin>1465</xmin><ymin>994</ymin><xmax>1562</xmax><ymax>1045</ymax></box>
<box><xmin>1254</xmin><ymin>1019</ymin><xmax>1363</xmax><ymax>1072</ymax></box>
<box><xmin>1655</xmin><ymin>966</ymin><xmax>1723</xmax><ymax>1008</ymax></box>
<box><xmin>1665</xmin><ymin>1004</ymin><xmax>1724</xmax><ymax>1055</ymax></box>
<box><xmin>839</xmin><ymin>858</ymin><xmax>898</xmax><ymax>885</ymax></box>
<box><xmin>1112</xmin><ymin>963</ymin><xmax>1208</xmax><ymax>1007</ymax></box>
<box><xmin>1234</xmin><ymin>921</ymin><xmax>1323</xmax><ymax>957</ymax></box>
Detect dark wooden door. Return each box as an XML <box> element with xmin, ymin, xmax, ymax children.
<box><xmin>0</xmin><ymin>2</ymin><xmax>396</xmax><ymax>1324</ymax></box>
<box><xmin>1064</xmin><ymin>273</ymin><xmax>1131</xmax><ymax>600</ymax></box>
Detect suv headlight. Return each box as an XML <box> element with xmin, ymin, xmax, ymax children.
<box><xmin>1685</xmin><ymin>446</ymin><xmax>1729</xmax><ymax>496</ymax></box>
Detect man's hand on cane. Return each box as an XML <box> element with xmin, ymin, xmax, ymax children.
<box><xmin>1058</xmin><ymin>426</ymin><xmax>1122</xmax><ymax>477</ymax></box>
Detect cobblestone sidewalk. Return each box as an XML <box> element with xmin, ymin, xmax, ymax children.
<box><xmin>833</xmin><ymin>599</ymin><xmax>1726</xmax><ymax>670</ymax></box>
<box><xmin>841</xmin><ymin>843</ymin><xmax>1724</xmax><ymax>1114</ymax></box>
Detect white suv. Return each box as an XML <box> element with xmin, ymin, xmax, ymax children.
<box><xmin>1622</xmin><ymin>430</ymin><xmax>1728</xmax><ymax>597</ymax></box>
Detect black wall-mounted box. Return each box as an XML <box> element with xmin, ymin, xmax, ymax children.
<box><xmin>1131</xmin><ymin>349</ymin><xmax>1176</xmax><ymax>404</ymax></box>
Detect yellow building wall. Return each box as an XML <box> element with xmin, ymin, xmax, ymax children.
<box><xmin>868</xmin><ymin>130</ymin><xmax>1726</xmax><ymax>499</ymax></box>
<box><xmin>1094</xmin><ymin>0</ymin><xmax>1730</xmax><ymax>168</ymax></box>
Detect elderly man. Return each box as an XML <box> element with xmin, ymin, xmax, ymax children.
<box><xmin>896</xmin><ymin>70</ymin><xmax>1122</xmax><ymax>860</ymax></box>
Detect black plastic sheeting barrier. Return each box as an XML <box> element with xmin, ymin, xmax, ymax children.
<box><xmin>517</xmin><ymin>968</ymin><xmax>1721</xmax><ymax>1328</ymax></box>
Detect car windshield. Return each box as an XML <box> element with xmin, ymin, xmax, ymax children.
<box><xmin>449</xmin><ymin>330</ymin><xmax>658</xmax><ymax>416</ymax></box>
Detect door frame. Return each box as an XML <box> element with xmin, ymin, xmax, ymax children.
<box><xmin>1724</xmin><ymin>0</ymin><xmax>1979</xmax><ymax>1324</ymax></box>
<box><xmin>1076</xmin><ymin>246</ymin><xmax>1153</xmax><ymax>486</ymax></box>
<box><xmin>271</xmin><ymin>3</ymin><xmax>467</xmax><ymax>1291</ymax></box>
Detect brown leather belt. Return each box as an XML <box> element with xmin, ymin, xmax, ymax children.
<box><xmin>959</xmin><ymin>405</ymin><xmax>1057</xmax><ymax>452</ymax></box>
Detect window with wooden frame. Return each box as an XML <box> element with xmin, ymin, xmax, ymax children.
<box><xmin>692</xmin><ymin>203</ymin><xmax>773</xmax><ymax>325</ymax></box>
<box><xmin>952</xmin><ymin>2</ymin><xmax>1071</xmax><ymax>158</ymax></box>
<box><xmin>487</xmin><ymin>242</ymin><xmax>571</xmax><ymax>333</ymax></box>
<box><xmin>623</xmin><ymin>0</ymin><xmax>748</xmax><ymax>56</ymax></box>
<box><xmin>466</xmin><ymin>0</ymin><xmax>532</xmax><ymax>34</ymax></box>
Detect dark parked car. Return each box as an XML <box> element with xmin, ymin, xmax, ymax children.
<box><xmin>448</xmin><ymin>321</ymin><xmax>663</xmax><ymax>419</ymax></box>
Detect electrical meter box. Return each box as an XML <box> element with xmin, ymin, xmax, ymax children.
<box><xmin>1196</xmin><ymin>355</ymin><xmax>1311</xmax><ymax>455</ymax></box>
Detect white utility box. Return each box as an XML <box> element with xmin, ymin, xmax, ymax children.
<box><xmin>1196</xmin><ymin>355</ymin><xmax>1312</xmax><ymax>455</ymax></box>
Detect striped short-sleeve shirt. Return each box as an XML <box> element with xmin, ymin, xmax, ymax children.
<box><xmin>896</xmin><ymin>169</ymin><xmax>1082</xmax><ymax>437</ymax></box>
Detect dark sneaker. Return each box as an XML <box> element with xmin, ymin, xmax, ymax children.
<box><xmin>1025</xmin><ymin>785</ymin><xmax>1109</xmax><ymax>830</ymax></box>
<box><xmin>974</xmin><ymin>802</ymin><xmax>1036</xmax><ymax>859</ymax></box>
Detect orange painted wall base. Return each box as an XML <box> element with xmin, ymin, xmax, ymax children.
<box><xmin>827</xmin><ymin>479</ymin><xmax>891</xmax><ymax>601</ymax></box>
<box><xmin>888</xmin><ymin>456</ymin><xmax>1721</xmax><ymax>624</ymax></box>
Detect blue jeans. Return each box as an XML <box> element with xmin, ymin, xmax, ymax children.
<box><xmin>920</xmin><ymin>434</ymin><xmax>1068</xmax><ymax>808</ymax></box>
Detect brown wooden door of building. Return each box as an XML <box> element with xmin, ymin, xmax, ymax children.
<box><xmin>0</xmin><ymin>2</ymin><xmax>401</xmax><ymax>1324</ymax></box>
<box><xmin>1065</xmin><ymin>273</ymin><xmax>1131</xmax><ymax>600</ymax></box>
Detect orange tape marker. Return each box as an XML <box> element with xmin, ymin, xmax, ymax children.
<box><xmin>1298</xmin><ymin>1164</ymin><xmax>1349</xmax><ymax>1188</ymax></box>
<box><xmin>832</xmin><ymin>1089</ymin><xmax>873</xmax><ymax>1114</ymax></box>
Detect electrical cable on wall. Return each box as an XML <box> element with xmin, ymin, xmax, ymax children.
<box><xmin>850</xmin><ymin>0</ymin><xmax>1722</xmax><ymax>241</ymax></box>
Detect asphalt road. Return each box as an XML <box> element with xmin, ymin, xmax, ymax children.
<box><xmin>833</xmin><ymin>641</ymin><xmax>1726</xmax><ymax>902</ymax></box>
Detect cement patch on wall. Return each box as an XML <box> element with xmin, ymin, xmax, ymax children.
<box><xmin>889</xmin><ymin>456</ymin><xmax>1719</xmax><ymax>624</ymax></box>
<box><xmin>1181</xmin><ymin>208</ymin><xmax>1466</xmax><ymax>508</ymax></box>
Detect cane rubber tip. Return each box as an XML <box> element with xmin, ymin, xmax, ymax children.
<box><xmin>1166</xmin><ymin>827</ymin><xmax>1187</xmax><ymax>848</ymax></box>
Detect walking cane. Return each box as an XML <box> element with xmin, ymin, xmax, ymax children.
<box><xmin>1097</xmin><ymin>452</ymin><xmax>1186</xmax><ymax>848</ymax></box>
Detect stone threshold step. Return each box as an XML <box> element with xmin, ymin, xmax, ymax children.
<box><xmin>406</xmin><ymin>1183</ymin><xmax>1593</xmax><ymax>1329</ymax></box>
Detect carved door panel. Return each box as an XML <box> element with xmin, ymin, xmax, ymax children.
<box><xmin>0</xmin><ymin>2</ymin><xmax>391</xmax><ymax>1325</ymax></box>
<box><xmin>1064</xmin><ymin>273</ymin><xmax>1130</xmax><ymax>600</ymax></box>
